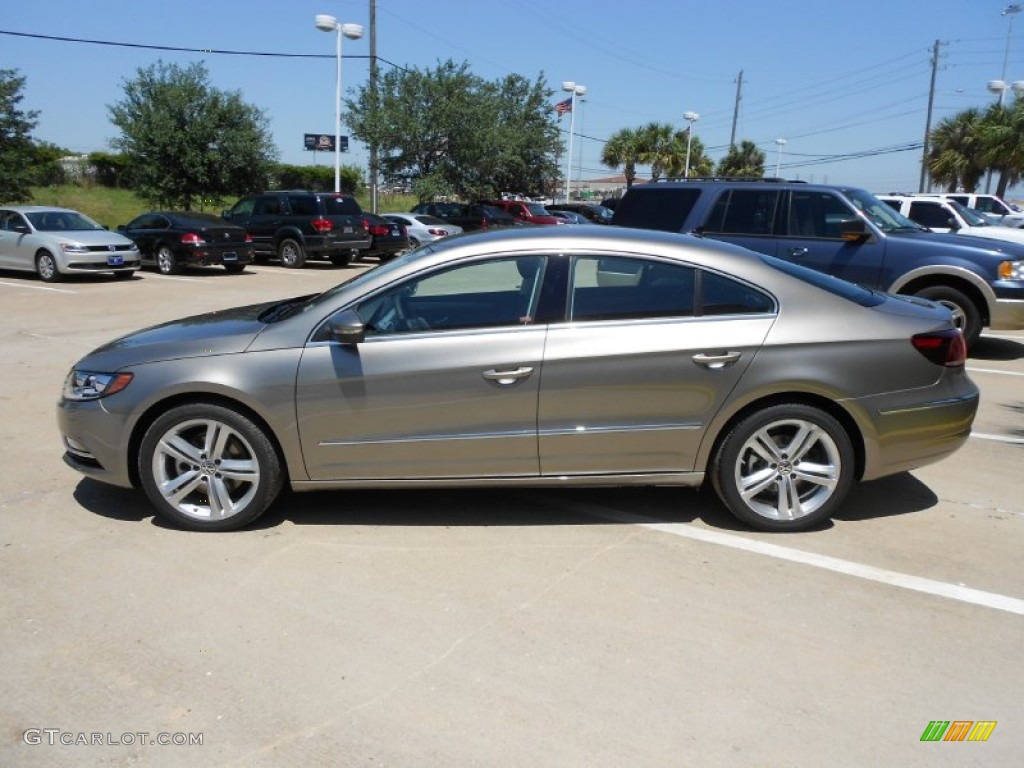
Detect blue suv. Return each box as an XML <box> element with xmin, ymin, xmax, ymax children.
<box><xmin>611</xmin><ymin>179</ymin><xmax>1024</xmax><ymax>347</ymax></box>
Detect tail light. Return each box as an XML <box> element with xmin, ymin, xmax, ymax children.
<box><xmin>911</xmin><ymin>329</ymin><xmax>967</xmax><ymax>367</ymax></box>
<box><xmin>311</xmin><ymin>218</ymin><xmax>333</xmax><ymax>233</ymax></box>
<box><xmin>244</xmin><ymin>234</ymin><xmax>253</xmax><ymax>243</ymax></box>
<box><xmin>427</xmin><ymin>228</ymin><xmax>448</xmax><ymax>236</ymax></box>
<box><xmin>362</xmin><ymin>218</ymin><xmax>390</xmax><ymax>236</ymax></box>
<box><xmin>481</xmin><ymin>218</ymin><xmax>489</xmax><ymax>230</ymax></box>
<box><xmin>180</xmin><ymin>232</ymin><xmax>205</xmax><ymax>245</ymax></box>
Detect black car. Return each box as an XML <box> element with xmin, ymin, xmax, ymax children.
<box><xmin>359</xmin><ymin>213</ymin><xmax>409</xmax><ymax>263</ymax></box>
<box><xmin>548</xmin><ymin>203</ymin><xmax>614</xmax><ymax>224</ymax></box>
<box><xmin>118</xmin><ymin>211</ymin><xmax>254</xmax><ymax>275</ymax></box>
<box><xmin>410</xmin><ymin>202</ymin><xmax>517</xmax><ymax>231</ymax></box>
<box><xmin>223</xmin><ymin>191</ymin><xmax>370</xmax><ymax>268</ymax></box>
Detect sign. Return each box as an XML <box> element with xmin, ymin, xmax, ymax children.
<box><xmin>304</xmin><ymin>134</ymin><xmax>349</xmax><ymax>152</ymax></box>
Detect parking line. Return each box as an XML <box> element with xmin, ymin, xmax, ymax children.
<box><xmin>143</xmin><ymin>274</ymin><xmax>206</xmax><ymax>283</ymax></box>
<box><xmin>547</xmin><ymin>499</ymin><xmax>1024</xmax><ymax>616</ymax></box>
<box><xmin>971</xmin><ymin>431</ymin><xmax>1024</xmax><ymax>445</ymax></box>
<box><xmin>0</xmin><ymin>280</ymin><xmax>76</xmax><ymax>294</ymax></box>
<box><xmin>967</xmin><ymin>366</ymin><xmax>1024</xmax><ymax>377</ymax></box>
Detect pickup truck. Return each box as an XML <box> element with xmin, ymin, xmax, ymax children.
<box><xmin>483</xmin><ymin>199</ymin><xmax>567</xmax><ymax>225</ymax></box>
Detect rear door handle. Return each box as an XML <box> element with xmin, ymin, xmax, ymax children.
<box><xmin>787</xmin><ymin>247</ymin><xmax>809</xmax><ymax>257</ymax></box>
<box><xmin>482</xmin><ymin>366</ymin><xmax>534</xmax><ymax>385</ymax></box>
<box><xmin>692</xmin><ymin>351</ymin><xmax>742</xmax><ymax>370</ymax></box>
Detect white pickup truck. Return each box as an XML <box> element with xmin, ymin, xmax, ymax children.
<box><xmin>876</xmin><ymin>194</ymin><xmax>1024</xmax><ymax>245</ymax></box>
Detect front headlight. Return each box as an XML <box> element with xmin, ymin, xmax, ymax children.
<box><xmin>59</xmin><ymin>243</ymin><xmax>91</xmax><ymax>255</ymax></box>
<box><xmin>62</xmin><ymin>370</ymin><xmax>134</xmax><ymax>401</ymax></box>
<box><xmin>998</xmin><ymin>260</ymin><xmax>1024</xmax><ymax>280</ymax></box>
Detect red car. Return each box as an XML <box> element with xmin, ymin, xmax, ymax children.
<box><xmin>484</xmin><ymin>199</ymin><xmax>567</xmax><ymax>225</ymax></box>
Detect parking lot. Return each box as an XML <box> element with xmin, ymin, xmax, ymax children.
<box><xmin>2</xmin><ymin>262</ymin><xmax>1022</xmax><ymax>766</ymax></box>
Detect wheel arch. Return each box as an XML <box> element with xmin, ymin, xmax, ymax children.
<box><xmin>273</xmin><ymin>228</ymin><xmax>307</xmax><ymax>248</ymax></box>
<box><xmin>889</xmin><ymin>269</ymin><xmax>992</xmax><ymax>327</ymax></box>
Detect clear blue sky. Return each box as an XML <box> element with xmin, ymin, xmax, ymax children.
<box><xmin>3</xmin><ymin>0</ymin><xmax>1022</xmax><ymax>195</ymax></box>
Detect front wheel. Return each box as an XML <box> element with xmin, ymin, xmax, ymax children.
<box><xmin>36</xmin><ymin>251</ymin><xmax>62</xmax><ymax>282</ymax></box>
<box><xmin>913</xmin><ymin>285</ymin><xmax>981</xmax><ymax>349</ymax></box>
<box><xmin>223</xmin><ymin>264</ymin><xmax>246</xmax><ymax>274</ymax></box>
<box><xmin>138</xmin><ymin>403</ymin><xmax>284</xmax><ymax>531</ymax></box>
<box><xmin>712</xmin><ymin>404</ymin><xmax>855</xmax><ymax>532</ymax></box>
<box><xmin>156</xmin><ymin>245</ymin><xmax>182</xmax><ymax>275</ymax></box>
<box><xmin>277</xmin><ymin>238</ymin><xmax>306</xmax><ymax>268</ymax></box>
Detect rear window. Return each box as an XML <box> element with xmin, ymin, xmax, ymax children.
<box><xmin>760</xmin><ymin>254</ymin><xmax>885</xmax><ymax>307</ymax></box>
<box><xmin>611</xmin><ymin>188</ymin><xmax>701</xmax><ymax>232</ymax></box>
<box><xmin>321</xmin><ymin>195</ymin><xmax>362</xmax><ymax>216</ymax></box>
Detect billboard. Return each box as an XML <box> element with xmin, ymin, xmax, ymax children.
<box><xmin>304</xmin><ymin>134</ymin><xmax>349</xmax><ymax>152</ymax></box>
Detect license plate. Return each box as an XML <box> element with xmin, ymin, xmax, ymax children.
<box><xmin>222</xmin><ymin>252</ymin><xmax>237</xmax><ymax>262</ymax></box>
<box><xmin>343</xmin><ymin>225</ymin><xmax>353</xmax><ymax>233</ymax></box>
<box><xmin>107</xmin><ymin>256</ymin><xmax>124</xmax><ymax>266</ymax></box>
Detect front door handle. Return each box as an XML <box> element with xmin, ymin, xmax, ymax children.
<box><xmin>787</xmin><ymin>247</ymin><xmax>809</xmax><ymax>257</ymax></box>
<box><xmin>692</xmin><ymin>351</ymin><xmax>742</xmax><ymax>370</ymax></box>
<box><xmin>482</xmin><ymin>366</ymin><xmax>534</xmax><ymax>385</ymax></box>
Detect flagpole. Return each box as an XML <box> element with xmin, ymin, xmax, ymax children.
<box><xmin>561</xmin><ymin>82</ymin><xmax>586</xmax><ymax>204</ymax></box>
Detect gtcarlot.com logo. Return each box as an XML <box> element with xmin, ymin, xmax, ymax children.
<box><xmin>920</xmin><ymin>720</ymin><xmax>997</xmax><ymax>742</ymax></box>
<box><xmin>23</xmin><ymin>729</ymin><xmax>203</xmax><ymax>747</ymax></box>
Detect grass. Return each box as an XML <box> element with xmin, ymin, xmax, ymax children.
<box><xmin>28</xmin><ymin>185</ymin><xmax>420</xmax><ymax>227</ymax></box>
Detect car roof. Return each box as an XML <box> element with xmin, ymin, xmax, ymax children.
<box><xmin>1</xmin><ymin>205</ymin><xmax>80</xmax><ymax>214</ymax></box>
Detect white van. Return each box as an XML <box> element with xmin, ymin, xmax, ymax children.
<box><xmin>876</xmin><ymin>194</ymin><xmax>1024</xmax><ymax>245</ymax></box>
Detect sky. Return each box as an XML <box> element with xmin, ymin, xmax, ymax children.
<box><xmin>3</xmin><ymin>0</ymin><xmax>1023</xmax><ymax>196</ymax></box>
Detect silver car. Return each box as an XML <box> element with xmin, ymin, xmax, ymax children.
<box><xmin>57</xmin><ymin>227</ymin><xmax>978</xmax><ymax>533</ymax></box>
<box><xmin>381</xmin><ymin>212</ymin><xmax>463</xmax><ymax>247</ymax></box>
<box><xmin>0</xmin><ymin>206</ymin><xmax>141</xmax><ymax>281</ymax></box>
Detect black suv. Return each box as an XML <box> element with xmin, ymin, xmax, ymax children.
<box><xmin>547</xmin><ymin>202</ymin><xmax>614</xmax><ymax>224</ymax></box>
<box><xmin>224</xmin><ymin>191</ymin><xmax>370</xmax><ymax>268</ymax></box>
<box><xmin>611</xmin><ymin>178</ymin><xmax>1024</xmax><ymax>346</ymax></box>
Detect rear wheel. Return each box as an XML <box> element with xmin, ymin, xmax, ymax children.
<box><xmin>913</xmin><ymin>285</ymin><xmax>981</xmax><ymax>348</ymax></box>
<box><xmin>223</xmin><ymin>264</ymin><xmax>246</xmax><ymax>274</ymax></box>
<box><xmin>329</xmin><ymin>251</ymin><xmax>352</xmax><ymax>267</ymax></box>
<box><xmin>36</xmin><ymin>251</ymin><xmax>61</xmax><ymax>282</ymax></box>
<box><xmin>156</xmin><ymin>245</ymin><xmax>182</xmax><ymax>275</ymax></box>
<box><xmin>712</xmin><ymin>404</ymin><xmax>854</xmax><ymax>532</ymax></box>
<box><xmin>278</xmin><ymin>238</ymin><xmax>306</xmax><ymax>268</ymax></box>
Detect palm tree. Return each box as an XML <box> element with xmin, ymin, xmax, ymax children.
<box><xmin>601</xmin><ymin>127</ymin><xmax>643</xmax><ymax>188</ymax></box>
<box><xmin>716</xmin><ymin>140</ymin><xmax>766</xmax><ymax>177</ymax></box>
<box><xmin>977</xmin><ymin>99</ymin><xmax>1024</xmax><ymax>198</ymax></box>
<box><xmin>927</xmin><ymin>108</ymin><xmax>985</xmax><ymax>192</ymax></box>
<box><xmin>681</xmin><ymin>133</ymin><xmax>715</xmax><ymax>178</ymax></box>
<box><xmin>638</xmin><ymin>122</ymin><xmax>687</xmax><ymax>181</ymax></box>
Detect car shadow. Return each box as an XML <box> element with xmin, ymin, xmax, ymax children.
<box><xmin>971</xmin><ymin>335</ymin><xmax>1024</xmax><ymax>361</ymax></box>
<box><xmin>0</xmin><ymin>269</ymin><xmax>136</xmax><ymax>284</ymax></box>
<box><xmin>72</xmin><ymin>472</ymin><xmax>939</xmax><ymax>533</ymax></box>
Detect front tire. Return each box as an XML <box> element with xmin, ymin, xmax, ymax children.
<box><xmin>138</xmin><ymin>403</ymin><xmax>284</xmax><ymax>532</ymax></box>
<box><xmin>36</xmin><ymin>251</ymin><xmax>62</xmax><ymax>282</ymax></box>
<box><xmin>913</xmin><ymin>285</ymin><xmax>981</xmax><ymax>349</ymax></box>
<box><xmin>223</xmin><ymin>264</ymin><xmax>246</xmax><ymax>274</ymax></box>
<box><xmin>278</xmin><ymin>238</ymin><xmax>306</xmax><ymax>268</ymax></box>
<box><xmin>712</xmin><ymin>404</ymin><xmax>854</xmax><ymax>532</ymax></box>
<box><xmin>156</xmin><ymin>245</ymin><xmax>182</xmax><ymax>275</ymax></box>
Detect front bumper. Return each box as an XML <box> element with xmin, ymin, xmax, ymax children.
<box><xmin>57</xmin><ymin>397</ymin><xmax>135</xmax><ymax>488</ymax></box>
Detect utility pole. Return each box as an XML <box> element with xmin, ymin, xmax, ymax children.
<box><xmin>729</xmin><ymin>70</ymin><xmax>743</xmax><ymax>148</ymax></box>
<box><xmin>919</xmin><ymin>40</ymin><xmax>941</xmax><ymax>193</ymax></box>
<box><xmin>369</xmin><ymin>0</ymin><xmax>379</xmax><ymax>212</ymax></box>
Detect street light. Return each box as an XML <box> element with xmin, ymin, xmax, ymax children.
<box><xmin>774</xmin><ymin>138</ymin><xmax>787</xmax><ymax>177</ymax></box>
<box><xmin>683</xmin><ymin>111</ymin><xmax>699</xmax><ymax>178</ymax></box>
<box><xmin>561</xmin><ymin>81</ymin><xmax>586</xmax><ymax>202</ymax></box>
<box><xmin>985</xmin><ymin>3</ymin><xmax>1023</xmax><ymax>191</ymax></box>
<box><xmin>315</xmin><ymin>14</ymin><xmax>363</xmax><ymax>194</ymax></box>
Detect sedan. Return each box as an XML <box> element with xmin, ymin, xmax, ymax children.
<box><xmin>548</xmin><ymin>210</ymin><xmax>590</xmax><ymax>224</ymax></box>
<box><xmin>382</xmin><ymin>212</ymin><xmax>463</xmax><ymax>247</ymax></box>
<box><xmin>119</xmin><ymin>211</ymin><xmax>254</xmax><ymax>275</ymax></box>
<box><xmin>57</xmin><ymin>227</ymin><xmax>978</xmax><ymax>533</ymax></box>
<box><xmin>359</xmin><ymin>213</ymin><xmax>409</xmax><ymax>263</ymax></box>
<box><xmin>0</xmin><ymin>206</ymin><xmax>140</xmax><ymax>282</ymax></box>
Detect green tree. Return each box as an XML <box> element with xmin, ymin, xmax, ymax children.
<box><xmin>601</xmin><ymin>127</ymin><xmax>644</xmax><ymax>188</ymax></box>
<box><xmin>109</xmin><ymin>61</ymin><xmax>276</xmax><ymax>210</ymax></box>
<box><xmin>0</xmin><ymin>69</ymin><xmax>40</xmax><ymax>203</ymax></box>
<box><xmin>977</xmin><ymin>99</ymin><xmax>1024</xmax><ymax>198</ymax></box>
<box><xmin>716</xmin><ymin>140</ymin><xmax>766</xmax><ymax>177</ymax></box>
<box><xmin>927</xmin><ymin>108</ymin><xmax>985</xmax><ymax>192</ymax></box>
<box><xmin>638</xmin><ymin>122</ymin><xmax>689</xmax><ymax>181</ymax></box>
<box><xmin>680</xmin><ymin>133</ymin><xmax>715</xmax><ymax>178</ymax></box>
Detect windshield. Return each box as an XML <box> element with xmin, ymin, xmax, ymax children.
<box><xmin>26</xmin><ymin>210</ymin><xmax>105</xmax><ymax>232</ymax></box>
<box><xmin>842</xmin><ymin>188</ymin><xmax>924</xmax><ymax>233</ymax></box>
<box><xmin>526</xmin><ymin>203</ymin><xmax>550</xmax><ymax>216</ymax></box>
<box><xmin>947</xmin><ymin>200</ymin><xmax>988</xmax><ymax>226</ymax></box>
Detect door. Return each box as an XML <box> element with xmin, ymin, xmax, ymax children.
<box><xmin>296</xmin><ymin>255</ymin><xmax>550</xmax><ymax>480</ymax></box>
<box><xmin>537</xmin><ymin>255</ymin><xmax>775</xmax><ymax>475</ymax></box>
<box><xmin>0</xmin><ymin>210</ymin><xmax>34</xmax><ymax>271</ymax></box>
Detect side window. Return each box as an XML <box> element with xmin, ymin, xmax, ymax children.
<box><xmin>879</xmin><ymin>199</ymin><xmax>901</xmax><ymax>211</ymax></box>
<box><xmin>703</xmin><ymin>190</ymin><xmax>781</xmax><ymax>235</ymax></box>
<box><xmin>287</xmin><ymin>196</ymin><xmax>318</xmax><ymax>216</ymax></box>
<box><xmin>784</xmin><ymin>191</ymin><xmax>855</xmax><ymax>239</ymax></box>
<box><xmin>230</xmin><ymin>198</ymin><xmax>256</xmax><ymax>218</ymax></box>
<box><xmin>700</xmin><ymin>271</ymin><xmax>775</xmax><ymax>316</ymax></box>
<box><xmin>354</xmin><ymin>256</ymin><xmax>547</xmax><ymax>336</ymax></box>
<box><xmin>254</xmin><ymin>197</ymin><xmax>281</xmax><ymax>216</ymax></box>
<box><xmin>612</xmin><ymin>188</ymin><xmax>701</xmax><ymax>232</ymax></box>
<box><xmin>570</xmin><ymin>255</ymin><xmax>696</xmax><ymax>321</ymax></box>
<box><xmin>947</xmin><ymin>195</ymin><xmax>969</xmax><ymax>207</ymax></box>
<box><xmin>908</xmin><ymin>201</ymin><xmax>953</xmax><ymax>229</ymax></box>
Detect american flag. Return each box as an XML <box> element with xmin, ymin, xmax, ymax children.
<box><xmin>554</xmin><ymin>97</ymin><xmax>572</xmax><ymax>116</ymax></box>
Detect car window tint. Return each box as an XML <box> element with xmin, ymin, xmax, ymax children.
<box><xmin>230</xmin><ymin>198</ymin><xmax>255</xmax><ymax>217</ymax></box>
<box><xmin>784</xmin><ymin>191</ymin><xmax>855</xmax><ymax>239</ymax></box>
<box><xmin>611</xmin><ymin>188</ymin><xmax>700</xmax><ymax>232</ymax></box>
<box><xmin>699</xmin><ymin>271</ymin><xmax>775</xmax><ymax>316</ymax></box>
<box><xmin>287</xmin><ymin>196</ymin><xmax>319</xmax><ymax>216</ymax></box>
<box><xmin>569</xmin><ymin>255</ymin><xmax>696</xmax><ymax>321</ymax></box>
<box><xmin>253</xmin><ymin>197</ymin><xmax>281</xmax><ymax>216</ymax></box>
<box><xmin>908</xmin><ymin>201</ymin><xmax>951</xmax><ymax>229</ymax></box>
<box><xmin>355</xmin><ymin>256</ymin><xmax>548</xmax><ymax>336</ymax></box>
<box><xmin>703</xmin><ymin>190</ymin><xmax>781</xmax><ymax>235</ymax></box>
<box><xmin>323</xmin><ymin>196</ymin><xmax>361</xmax><ymax>216</ymax></box>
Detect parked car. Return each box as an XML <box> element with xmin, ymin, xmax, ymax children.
<box><xmin>223</xmin><ymin>190</ymin><xmax>370</xmax><ymax>268</ymax></box>
<box><xmin>382</xmin><ymin>213</ymin><xmax>463</xmax><ymax>247</ymax></box>
<box><xmin>484</xmin><ymin>199</ymin><xmax>566</xmax><ymax>225</ymax></box>
<box><xmin>930</xmin><ymin>193</ymin><xmax>1024</xmax><ymax>228</ymax></box>
<box><xmin>0</xmin><ymin>206</ymin><xmax>140</xmax><ymax>282</ymax></box>
<box><xmin>359</xmin><ymin>213</ymin><xmax>409</xmax><ymax>263</ymax></box>
<box><xmin>410</xmin><ymin>202</ymin><xmax>517</xmax><ymax>231</ymax></box>
<box><xmin>875</xmin><ymin>194</ymin><xmax>1024</xmax><ymax>246</ymax></box>
<box><xmin>58</xmin><ymin>226</ymin><xmax>976</xmax><ymax>534</ymax></box>
<box><xmin>119</xmin><ymin>211</ymin><xmax>254</xmax><ymax>275</ymax></box>
<box><xmin>548</xmin><ymin>202</ymin><xmax>615</xmax><ymax>224</ymax></box>
<box><xmin>611</xmin><ymin>179</ymin><xmax>1024</xmax><ymax>347</ymax></box>
<box><xmin>548</xmin><ymin>210</ymin><xmax>590</xmax><ymax>224</ymax></box>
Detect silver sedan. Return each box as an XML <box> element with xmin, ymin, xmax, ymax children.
<box><xmin>0</xmin><ymin>206</ymin><xmax>140</xmax><ymax>281</ymax></box>
<box><xmin>57</xmin><ymin>227</ymin><xmax>978</xmax><ymax>532</ymax></box>
<box><xmin>381</xmin><ymin>212</ymin><xmax>463</xmax><ymax>248</ymax></box>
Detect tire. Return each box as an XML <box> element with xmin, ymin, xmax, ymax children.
<box><xmin>112</xmin><ymin>270</ymin><xmax>135</xmax><ymax>280</ymax></box>
<box><xmin>277</xmin><ymin>237</ymin><xmax>306</xmax><ymax>268</ymax></box>
<box><xmin>712</xmin><ymin>403</ymin><xmax>855</xmax><ymax>532</ymax></box>
<box><xmin>223</xmin><ymin>264</ymin><xmax>246</xmax><ymax>274</ymax></box>
<box><xmin>329</xmin><ymin>251</ymin><xmax>352</xmax><ymax>267</ymax></box>
<box><xmin>138</xmin><ymin>403</ymin><xmax>284</xmax><ymax>532</ymax></box>
<box><xmin>913</xmin><ymin>285</ymin><xmax>981</xmax><ymax>349</ymax></box>
<box><xmin>408</xmin><ymin>237</ymin><xmax>420</xmax><ymax>249</ymax></box>
<box><xmin>156</xmin><ymin>245</ymin><xmax>182</xmax><ymax>275</ymax></box>
<box><xmin>36</xmin><ymin>251</ymin><xmax>62</xmax><ymax>282</ymax></box>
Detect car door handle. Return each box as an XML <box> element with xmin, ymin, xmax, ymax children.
<box><xmin>482</xmin><ymin>366</ymin><xmax>534</xmax><ymax>385</ymax></box>
<box><xmin>692</xmin><ymin>352</ymin><xmax>742</xmax><ymax>370</ymax></box>
<box><xmin>787</xmin><ymin>247</ymin><xmax>809</xmax><ymax>257</ymax></box>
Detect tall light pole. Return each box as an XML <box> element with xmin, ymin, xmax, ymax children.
<box><xmin>315</xmin><ymin>14</ymin><xmax>363</xmax><ymax>194</ymax></box>
<box><xmin>683</xmin><ymin>111</ymin><xmax>699</xmax><ymax>178</ymax></box>
<box><xmin>774</xmin><ymin>138</ymin><xmax>787</xmax><ymax>177</ymax></box>
<box><xmin>561</xmin><ymin>81</ymin><xmax>586</xmax><ymax>202</ymax></box>
<box><xmin>985</xmin><ymin>4</ymin><xmax>1022</xmax><ymax>192</ymax></box>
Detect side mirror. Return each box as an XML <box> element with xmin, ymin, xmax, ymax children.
<box><xmin>117</xmin><ymin>224</ymin><xmax>127</xmax><ymax>232</ymax></box>
<box><xmin>327</xmin><ymin>308</ymin><xmax>365</xmax><ymax>345</ymax></box>
<box><xmin>946</xmin><ymin>217</ymin><xmax>960</xmax><ymax>230</ymax></box>
<box><xmin>221</xmin><ymin>210</ymin><xmax>231</xmax><ymax>220</ymax></box>
<box><xmin>838</xmin><ymin>218</ymin><xmax>870</xmax><ymax>242</ymax></box>
<box><xmin>12</xmin><ymin>223</ymin><xmax>29</xmax><ymax>234</ymax></box>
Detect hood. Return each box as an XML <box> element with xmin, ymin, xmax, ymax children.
<box><xmin>76</xmin><ymin>300</ymin><xmax>278</xmax><ymax>371</ymax></box>
<box><xmin>54</xmin><ymin>230</ymin><xmax>138</xmax><ymax>248</ymax></box>
<box><xmin>889</xmin><ymin>228</ymin><xmax>1024</xmax><ymax>259</ymax></box>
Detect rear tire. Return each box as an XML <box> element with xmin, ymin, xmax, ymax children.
<box><xmin>224</xmin><ymin>264</ymin><xmax>246</xmax><ymax>274</ymax></box>
<box><xmin>913</xmin><ymin>285</ymin><xmax>981</xmax><ymax>349</ymax></box>
<box><xmin>278</xmin><ymin>238</ymin><xmax>306</xmax><ymax>268</ymax></box>
<box><xmin>329</xmin><ymin>251</ymin><xmax>353</xmax><ymax>267</ymax></box>
<box><xmin>36</xmin><ymin>251</ymin><xmax>62</xmax><ymax>282</ymax></box>
<box><xmin>156</xmin><ymin>245</ymin><xmax>182</xmax><ymax>275</ymax></box>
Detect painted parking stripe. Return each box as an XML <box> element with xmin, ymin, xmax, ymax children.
<box><xmin>967</xmin><ymin>366</ymin><xmax>1024</xmax><ymax>377</ymax></box>
<box><xmin>546</xmin><ymin>498</ymin><xmax>1024</xmax><ymax>616</ymax></box>
<box><xmin>970</xmin><ymin>432</ymin><xmax>1024</xmax><ymax>445</ymax></box>
<box><xmin>0</xmin><ymin>280</ymin><xmax>75</xmax><ymax>294</ymax></box>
